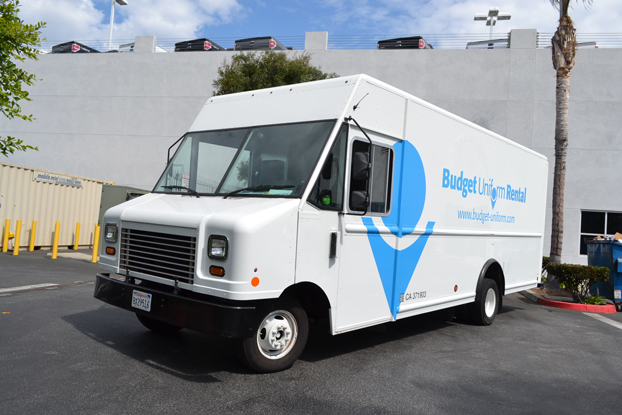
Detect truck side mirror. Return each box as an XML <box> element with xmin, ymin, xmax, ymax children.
<box><xmin>350</xmin><ymin>190</ymin><xmax>368</xmax><ymax>211</ymax></box>
<box><xmin>351</xmin><ymin>151</ymin><xmax>370</xmax><ymax>180</ymax></box>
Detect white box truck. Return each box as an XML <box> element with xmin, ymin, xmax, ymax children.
<box><xmin>94</xmin><ymin>74</ymin><xmax>548</xmax><ymax>373</ymax></box>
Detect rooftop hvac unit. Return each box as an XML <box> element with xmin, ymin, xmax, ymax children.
<box><xmin>174</xmin><ymin>38</ymin><xmax>225</xmax><ymax>52</ymax></box>
<box><xmin>51</xmin><ymin>41</ymin><xmax>100</xmax><ymax>54</ymax></box>
<box><xmin>234</xmin><ymin>36</ymin><xmax>287</xmax><ymax>51</ymax></box>
<box><xmin>377</xmin><ymin>36</ymin><xmax>433</xmax><ymax>50</ymax></box>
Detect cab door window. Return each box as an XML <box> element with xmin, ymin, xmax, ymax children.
<box><xmin>348</xmin><ymin>140</ymin><xmax>393</xmax><ymax>215</ymax></box>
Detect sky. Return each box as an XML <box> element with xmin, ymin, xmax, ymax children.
<box><xmin>17</xmin><ymin>0</ymin><xmax>622</xmax><ymax>51</ymax></box>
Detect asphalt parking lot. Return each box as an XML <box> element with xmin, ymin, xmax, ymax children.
<box><xmin>2</xmin><ymin>250</ymin><xmax>622</xmax><ymax>414</ymax></box>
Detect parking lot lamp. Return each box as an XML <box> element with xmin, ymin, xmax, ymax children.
<box><xmin>474</xmin><ymin>7</ymin><xmax>511</xmax><ymax>39</ymax></box>
<box><xmin>108</xmin><ymin>0</ymin><xmax>129</xmax><ymax>51</ymax></box>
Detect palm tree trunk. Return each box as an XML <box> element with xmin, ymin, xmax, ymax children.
<box><xmin>549</xmin><ymin>14</ymin><xmax>576</xmax><ymax>266</ymax></box>
<box><xmin>550</xmin><ymin>76</ymin><xmax>570</xmax><ymax>264</ymax></box>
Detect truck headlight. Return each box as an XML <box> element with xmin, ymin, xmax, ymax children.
<box><xmin>208</xmin><ymin>235</ymin><xmax>228</xmax><ymax>260</ymax></box>
<box><xmin>105</xmin><ymin>223</ymin><xmax>118</xmax><ymax>242</ymax></box>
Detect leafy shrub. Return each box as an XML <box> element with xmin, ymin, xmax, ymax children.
<box><xmin>583</xmin><ymin>295</ymin><xmax>607</xmax><ymax>305</ymax></box>
<box><xmin>542</xmin><ymin>256</ymin><xmax>550</xmax><ymax>269</ymax></box>
<box><xmin>545</xmin><ymin>262</ymin><xmax>610</xmax><ymax>303</ymax></box>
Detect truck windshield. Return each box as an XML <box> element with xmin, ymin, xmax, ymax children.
<box><xmin>153</xmin><ymin>120</ymin><xmax>336</xmax><ymax>197</ymax></box>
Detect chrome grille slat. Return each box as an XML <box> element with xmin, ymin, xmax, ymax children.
<box><xmin>119</xmin><ymin>247</ymin><xmax>196</xmax><ymax>264</ymax></box>
<box><xmin>119</xmin><ymin>228</ymin><xmax>196</xmax><ymax>284</ymax></box>
<box><xmin>118</xmin><ymin>255</ymin><xmax>195</xmax><ymax>272</ymax></box>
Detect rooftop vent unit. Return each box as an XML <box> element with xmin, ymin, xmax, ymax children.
<box><xmin>174</xmin><ymin>38</ymin><xmax>225</xmax><ymax>52</ymax></box>
<box><xmin>51</xmin><ymin>41</ymin><xmax>100</xmax><ymax>54</ymax></box>
<box><xmin>377</xmin><ymin>36</ymin><xmax>433</xmax><ymax>50</ymax></box>
<box><xmin>234</xmin><ymin>36</ymin><xmax>287</xmax><ymax>51</ymax></box>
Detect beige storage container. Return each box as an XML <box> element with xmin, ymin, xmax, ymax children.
<box><xmin>0</xmin><ymin>162</ymin><xmax>113</xmax><ymax>249</ymax></box>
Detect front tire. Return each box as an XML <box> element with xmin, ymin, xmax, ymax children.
<box><xmin>470</xmin><ymin>279</ymin><xmax>499</xmax><ymax>325</ymax></box>
<box><xmin>237</xmin><ymin>298</ymin><xmax>309</xmax><ymax>373</ymax></box>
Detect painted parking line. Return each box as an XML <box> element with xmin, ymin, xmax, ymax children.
<box><xmin>584</xmin><ymin>312</ymin><xmax>622</xmax><ymax>331</ymax></box>
<box><xmin>0</xmin><ymin>283</ymin><xmax>59</xmax><ymax>294</ymax></box>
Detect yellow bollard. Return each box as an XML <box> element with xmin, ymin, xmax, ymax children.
<box><xmin>2</xmin><ymin>219</ymin><xmax>9</xmax><ymax>253</ymax></box>
<box><xmin>92</xmin><ymin>224</ymin><xmax>100</xmax><ymax>263</ymax></box>
<box><xmin>74</xmin><ymin>222</ymin><xmax>81</xmax><ymax>251</ymax></box>
<box><xmin>29</xmin><ymin>220</ymin><xmax>37</xmax><ymax>251</ymax></box>
<box><xmin>52</xmin><ymin>222</ymin><xmax>60</xmax><ymax>259</ymax></box>
<box><xmin>13</xmin><ymin>220</ymin><xmax>22</xmax><ymax>256</ymax></box>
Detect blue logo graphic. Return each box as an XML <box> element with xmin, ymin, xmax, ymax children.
<box><xmin>491</xmin><ymin>187</ymin><xmax>497</xmax><ymax>209</ymax></box>
<box><xmin>362</xmin><ymin>141</ymin><xmax>434</xmax><ymax>319</ymax></box>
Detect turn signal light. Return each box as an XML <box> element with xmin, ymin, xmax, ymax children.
<box><xmin>209</xmin><ymin>266</ymin><xmax>225</xmax><ymax>277</ymax></box>
<box><xmin>106</xmin><ymin>247</ymin><xmax>115</xmax><ymax>255</ymax></box>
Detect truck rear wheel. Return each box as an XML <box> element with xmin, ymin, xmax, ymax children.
<box><xmin>237</xmin><ymin>299</ymin><xmax>309</xmax><ymax>373</ymax></box>
<box><xmin>470</xmin><ymin>278</ymin><xmax>499</xmax><ymax>326</ymax></box>
<box><xmin>136</xmin><ymin>313</ymin><xmax>183</xmax><ymax>335</ymax></box>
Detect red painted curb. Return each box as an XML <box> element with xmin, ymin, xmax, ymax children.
<box><xmin>537</xmin><ymin>297</ymin><xmax>617</xmax><ymax>313</ymax></box>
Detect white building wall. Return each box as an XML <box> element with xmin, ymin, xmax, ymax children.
<box><xmin>2</xmin><ymin>30</ymin><xmax>621</xmax><ymax>264</ymax></box>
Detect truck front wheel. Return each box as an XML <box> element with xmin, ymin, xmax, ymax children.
<box><xmin>237</xmin><ymin>299</ymin><xmax>309</xmax><ymax>373</ymax></box>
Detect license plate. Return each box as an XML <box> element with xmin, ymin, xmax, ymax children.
<box><xmin>131</xmin><ymin>290</ymin><xmax>152</xmax><ymax>312</ymax></box>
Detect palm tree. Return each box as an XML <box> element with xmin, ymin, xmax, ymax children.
<box><xmin>548</xmin><ymin>0</ymin><xmax>592</xmax><ymax>265</ymax></box>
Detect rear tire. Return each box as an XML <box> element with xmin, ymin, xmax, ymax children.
<box><xmin>470</xmin><ymin>279</ymin><xmax>499</xmax><ymax>325</ymax></box>
<box><xmin>237</xmin><ymin>298</ymin><xmax>309</xmax><ymax>373</ymax></box>
<box><xmin>136</xmin><ymin>313</ymin><xmax>183</xmax><ymax>335</ymax></box>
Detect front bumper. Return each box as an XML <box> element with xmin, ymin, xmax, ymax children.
<box><xmin>93</xmin><ymin>273</ymin><xmax>257</xmax><ymax>338</ymax></box>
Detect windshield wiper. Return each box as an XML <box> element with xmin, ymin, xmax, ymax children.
<box><xmin>222</xmin><ymin>184</ymin><xmax>294</xmax><ymax>199</ymax></box>
<box><xmin>162</xmin><ymin>185</ymin><xmax>200</xmax><ymax>198</ymax></box>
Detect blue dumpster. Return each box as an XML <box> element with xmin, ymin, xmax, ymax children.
<box><xmin>586</xmin><ymin>239</ymin><xmax>622</xmax><ymax>308</ymax></box>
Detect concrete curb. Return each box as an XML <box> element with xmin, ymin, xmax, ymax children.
<box><xmin>536</xmin><ymin>297</ymin><xmax>617</xmax><ymax>313</ymax></box>
<box><xmin>519</xmin><ymin>290</ymin><xmax>617</xmax><ymax>314</ymax></box>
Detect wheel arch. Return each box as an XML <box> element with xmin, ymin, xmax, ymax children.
<box><xmin>280</xmin><ymin>282</ymin><xmax>331</xmax><ymax>321</ymax></box>
<box><xmin>477</xmin><ymin>259</ymin><xmax>505</xmax><ymax>296</ymax></box>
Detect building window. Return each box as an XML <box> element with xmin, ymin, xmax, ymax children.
<box><xmin>579</xmin><ymin>211</ymin><xmax>622</xmax><ymax>255</ymax></box>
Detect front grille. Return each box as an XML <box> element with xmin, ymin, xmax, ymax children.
<box><xmin>119</xmin><ymin>229</ymin><xmax>196</xmax><ymax>284</ymax></box>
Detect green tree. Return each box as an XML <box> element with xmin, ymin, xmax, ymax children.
<box><xmin>0</xmin><ymin>0</ymin><xmax>45</xmax><ymax>156</ymax></box>
<box><xmin>212</xmin><ymin>50</ymin><xmax>338</xmax><ymax>96</ymax></box>
<box><xmin>548</xmin><ymin>0</ymin><xmax>592</xmax><ymax>266</ymax></box>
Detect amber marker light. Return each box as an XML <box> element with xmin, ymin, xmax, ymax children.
<box><xmin>251</xmin><ymin>277</ymin><xmax>260</xmax><ymax>287</ymax></box>
<box><xmin>106</xmin><ymin>247</ymin><xmax>116</xmax><ymax>255</ymax></box>
<box><xmin>209</xmin><ymin>266</ymin><xmax>225</xmax><ymax>277</ymax></box>
<box><xmin>454</xmin><ymin>285</ymin><xmax>458</xmax><ymax>292</ymax></box>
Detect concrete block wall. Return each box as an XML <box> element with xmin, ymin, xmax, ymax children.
<box><xmin>2</xmin><ymin>31</ymin><xmax>621</xmax><ymax>264</ymax></box>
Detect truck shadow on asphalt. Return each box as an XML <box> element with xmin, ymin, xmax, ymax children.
<box><xmin>63</xmin><ymin>303</ymin><xmax>524</xmax><ymax>380</ymax></box>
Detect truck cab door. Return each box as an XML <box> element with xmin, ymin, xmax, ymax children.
<box><xmin>295</xmin><ymin>124</ymin><xmax>348</xmax><ymax>327</ymax></box>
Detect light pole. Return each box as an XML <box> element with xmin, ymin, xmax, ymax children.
<box><xmin>108</xmin><ymin>0</ymin><xmax>129</xmax><ymax>51</ymax></box>
<box><xmin>474</xmin><ymin>7</ymin><xmax>511</xmax><ymax>40</ymax></box>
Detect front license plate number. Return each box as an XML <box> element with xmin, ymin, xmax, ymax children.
<box><xmin>131</xmin><ymin>290</ymin><xmax>152</xmax><ymax>312</ymax></box>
